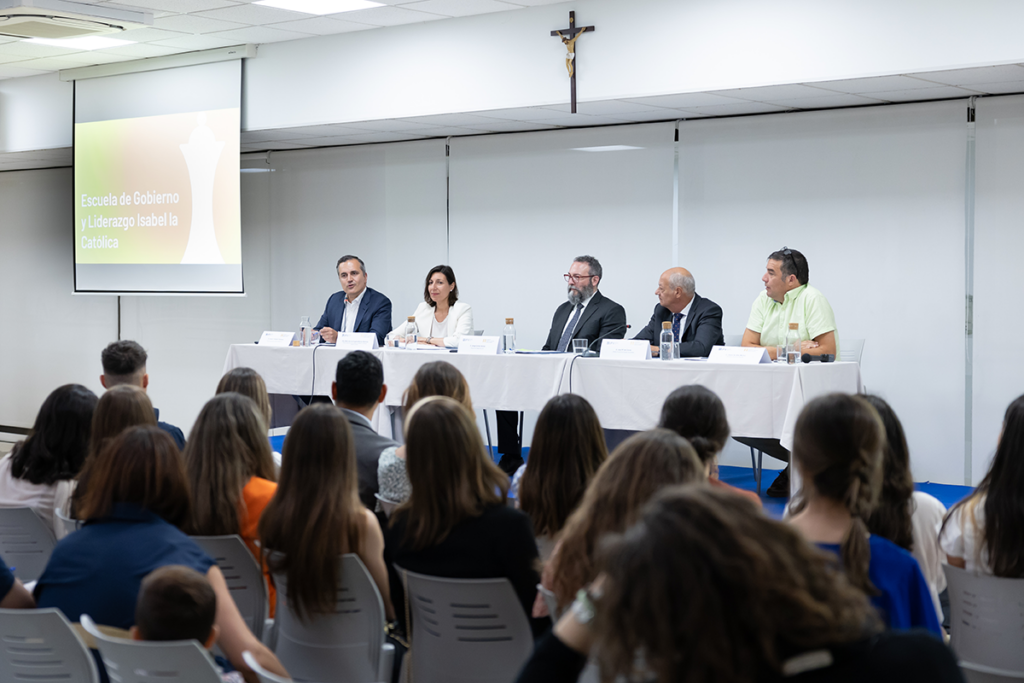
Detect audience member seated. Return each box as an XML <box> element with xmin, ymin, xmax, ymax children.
<box><xmin>185</xmin><ymin>393</ymin><xmax>278</xmax><ymax>616</ymax></box>
<box><xmin>0</xmin><ymin>384</ymin><xmax>97</xmax><ymax>536</ymax></box>
<box><xmin>863</xmin><ymin>395</ymin><xmax>947</xmax><ymax>621</ymax></box>
<box><xmin>34</xmin><ymin>425</ymin><xmax>286</xmax><ymax>681</ymax></box>
<box><xmin>260</xmin><ymin>404</ymin><xmax>395</xmax><ymax>622</ymax></box>
<box><xmin>511</xmin><ymin>394</ymin><xmax>607</xmax><ymax>561</ymax></box>
<box><xmin>788</xmin><ymin>393</ymin><xmax>941</xmax><ymax>634</ymax></box>
<box><xmin>132</xmin><ymin>565</ymin><xmax>245</xmax><ymax>683</ymax></box>
<box><xmin>216</xmin><ymin>367</ymin><xmax>278</xmax><ymax>467</ymax></box>
<box><xmin>657</xmin><ymin>385</ymin><xmax>762</xmax><ymax>507</ymax></box>
<box><xmin>0</xmin><ymin>553</ymin><xmax>35</xmax><ymax>608</ymax></box>
<box><xmin>388</xmin><ymin>265</ymin><xmax>473</xmax><ymax>348</ymax></box>
<box><xmin>382</xmin><ymin>396</ymin><xmax>544</xmax><ymax>638</ymax></box>
<box><xmin>72</xmin><ymin>384</ymin><xmax>157</xmax><ymax>518</ymax></box>
<box><xmin>540</xmin><ymin>429</ymin><xmax>704</xmax><ymax>618</ymax></box>
<box><xmin>515</xmin><ymin>486</ymin><xmax>964</xmax><ymax>683</ymax></box>
<box><xmin>99</xmin><ymin>340</ymin><xmax>185</xmax><ymax>449</ymax></box>
<box><xmin>377</xmin><ymin>361</ymin><xmax>473</xmax><ymax>509</ymax></box>
<box><xmin>941</xmin><ymin>393</ymin><xmax>1024</xmax><ymax>576</ymax></box>
<box><xmin>332</xmin><ymin>351</ymin><xmax>397</xmax><ymax>509</ymax></box>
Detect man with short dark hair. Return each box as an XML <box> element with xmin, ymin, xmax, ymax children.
<box><xmin>332</xmin><ymin>351</ymin><xmax>397</xmax><ymax>509</ymax></box>
<box><xmin>740</xmin><ymin>247</ymin><xmax>839</xmax><ymax>497</ymax></box>
<box><xmin>315</xmin><ymin>255</ymin><xmax>393</xmax><ymax>347</ymax></box>
<box><xmin>632</xmin><ymin>266</ymin><xmax>724</xmax><ymax>357</ymax></box>
<box><xmin>100</xmin><ymin>340</ymin><xmax>186</xmax><ymax>449</ymax></box>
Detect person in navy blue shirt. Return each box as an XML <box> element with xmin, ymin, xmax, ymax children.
<box><xmin>0</xmin><ymin>553</ymin><xmax>34</xmax><ymax>608</ymax></box>
<box><xmin>99</xmin><ymin>340</ymin><xmax>185</xmax><ymax>450</ymax></box>
<box><xmin>35</xmin><ymin>425</ymin><xmax>287</xmax><ymax>680</ymax></box>
<box><xmin>787</xmin><ymin>393</ymin><xmax>941</xmax><ymax>635</ymax></box>
<box><xmin>315</xmin><ymin>255</ymin><xmax>393</xmax><ymax>347</ymax></box>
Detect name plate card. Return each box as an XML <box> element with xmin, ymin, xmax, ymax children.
<box><xmin>707</xmin><ymin>346</ymin><xmax>772</xmax><ymax>365</ymax></box>
<box><xmin>335</xmin><ymin>333</ymin><xmax>379</xmax><ymax>350</ymax></box>
<box><xmin>599</xmin><ymin>339</ymin><xmax>652</xmax><ymax>360</ymax></box>
<box><xmin>258</xmin><ymin>331</ymin><xmax>296</xmax><ymax>347</ymax></box>
<box><xmin>457</xmin><ymin>336</ymin><xmax>501</xmax><ymax>355</ymax></box>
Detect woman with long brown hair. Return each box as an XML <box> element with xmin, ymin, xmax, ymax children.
<box><xmin>259</xmin><ymin>403</ymin><xmax>394</xmax><ymax>621</ymax></box>
<box><xmin>185</xmin><ymin>392</ymin><xmax>278</xmax><ymax>613</ymax></box>
<box><xmin>539</xmin><ymin>429</ymin><xmax>704</xmax><ymax>616</ymax></box>
<box><xmin>515</xmin><ymin>486</ymin><xmax>963</xmax><ymax>683</ymax></box>
<box><xmin>376</xmin><ymin>361</ymin><xmax>473</xmax><ymax>508</ymax></box>
<box><xmin>512</xmin><ymin>394</ymin><xmax>607</xmax><ymax>561</ymax></box>
<box><xmin>788</xmin><ymin>393</ymin><xmax>940</xmax><ymax>634</ymax></box>
<box><xmin>383</xmin><ymin>396</ymin><xmax>544</xmax><ymax>637</ymax></box>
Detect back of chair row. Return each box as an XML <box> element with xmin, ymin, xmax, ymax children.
<box><xmin>944</xmin><ymin>564</ymin><xmax>1024</xmax><ymax>681</ymax></box>
<box><xmin>0</xmin><ymin>506</ymin><xmax>56</xmax><ymax>582</ymax></box>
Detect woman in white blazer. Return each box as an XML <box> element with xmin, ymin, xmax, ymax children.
<box><xmin>389</xmin><ymin>265</ymin><xmax>474</xmax><ymax>348</ymax></box>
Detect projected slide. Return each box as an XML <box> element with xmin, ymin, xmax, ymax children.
<box><xmin>74</xmin><ymin>59</ymin><xmax>243</xmax><ymax>294</ymax></box>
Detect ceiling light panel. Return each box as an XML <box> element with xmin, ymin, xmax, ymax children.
<box><xmin>254</xmin><ymin>0</ymin><xmax>384</xmax><ymax>15</ymax></box>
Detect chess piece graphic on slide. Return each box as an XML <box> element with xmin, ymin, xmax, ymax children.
<box><xmin>180</xmin><ymin>113</ymin><xmax>225</xmax><ymax>264</ymax></box>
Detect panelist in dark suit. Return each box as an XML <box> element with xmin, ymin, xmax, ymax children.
<box><xmin>497</xmin><ymin>256</ymin><xmax>626</xmax><ymax>475</ymax></box>
<box><xmin>315</xmin><ymin>255</ymin><xmax>393</xmax><ymax>347</ymax></box>
<box><xmin>632</xmin><ymin>267</ymin><xmax>724</xmax><ymax>357</ymax></box>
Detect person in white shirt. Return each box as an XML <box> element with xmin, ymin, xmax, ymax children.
<box><xmin>389</xmin><ymin>265</ymin><xmax>473</xmax><ymax>348</ymax></box>
<box><xmin>0</xmin><ymin>384</ymin><xmax>97</xmax><ymax>537</ymax></box>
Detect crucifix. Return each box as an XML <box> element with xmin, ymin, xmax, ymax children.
<box><xmin>551</xmin><ymin>11</ymin><xmax>595</xmax><ymax>114</ymax></box>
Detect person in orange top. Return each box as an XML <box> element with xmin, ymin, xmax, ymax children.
<box><xmin>657</xmin><ymin>385</ymin><xmax>763</xmax><ymax>508</ymax></box>
<box><xmin>184</xmin><ymin>393</ymin><xmax>278</xmax><ymax>616</ymax></box>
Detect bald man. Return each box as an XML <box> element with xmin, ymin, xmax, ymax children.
<box><xmin>632</xmin><ymin>268</ymin><xmax>725</xmax><ymax>357</ymax></box>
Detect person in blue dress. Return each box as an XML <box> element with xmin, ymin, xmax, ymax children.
<box><xmin>787</xmin><ymin>393</ymin><xmax>941</xmax><ymax>635</ymax></box>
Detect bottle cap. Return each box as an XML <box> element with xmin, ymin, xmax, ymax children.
<box><xmin>407</xmin><ymin>316</ymin><xmax>416</xmax><ymax>322</ymax></box>
<box><xmin>789</xmin><ymin>322</ymin><xmax>799</xmax><ymax>330</ymax></box>
<box><xmin>506</xmin><ymin>318</ymin><xmax>514</xmax><ymax>324</ymax></box>
<box><xmin>662</xmin><ymin>321</ymin><xmax>672</xmax><ymax>329</ymax></box>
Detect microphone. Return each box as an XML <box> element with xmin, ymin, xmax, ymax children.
<box><xmin>582</xmin><ymin>324</ymin><xmax>631</xmax><ymax>357</ymax></box>
<box><xmin>801</xmin><ymin>353</ymin><xmax>836</xmax><ymax>363</ymax></box>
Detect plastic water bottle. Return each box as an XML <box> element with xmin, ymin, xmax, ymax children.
<box><xmin>503</xmin><ymin>318</ymin><xmax>516</xmax><ymax>354</ymax></box>
<box><xmin>786</xmin><ymin>322</ymin><xmax>801</xmax><ymax>364</ymax></box>
<box><xmin>659</xmin><ymin>321</ymin><xmax>674</xmax><ymax>360</ymax></box>
<box><xmin>404</xmin><ymin>317</ymin><xmax>418</xmax><ymax>347</ymax></box>
<box><xmin>299</xmin><ymin>316</ymin><xmax>312</xmax><ymax>347</ymax></box>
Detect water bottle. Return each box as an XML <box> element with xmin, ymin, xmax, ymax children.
<box><xmin>503</xmin><ymin>318</ymin><xmax>516</xmax><ymax>354</ymax></box>
<box><xmin>299</xmin><ymin>316</ymin><xmax>312</xmax><ymax>347</ymax></box>
<box><xmin>786</xmin><ymin>322</ymin><xmax>801</xmax><ymax>364</ymax></box>
<box><xmin>659</xmin><ymin>321</ymin><xmax>674</xmax><ymax>360</ymax></box>
<box><xmin>405</xmin><ymin>316</ymin><xmax>418</xmax><ymax>347</ymax></box>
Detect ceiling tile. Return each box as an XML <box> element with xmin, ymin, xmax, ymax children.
<box><xmin>195</xmin><ymin>3</ymin><xmax>308</xmax><ymax>25</ymax></box>
<box><xmin>408</xmin><ymin>126</ymin><xmax>488</xmax><ymax>136</ymax></box>
<box><xmin>242</xmin><ymin>128</ymin><xmax>330</xmax><ymax>142</ymax></box>
<box><xmin>269</xmin><ymin>135</ymin><xmax>350</xmax><ymax>146</ymax></box>
<box><xmin>963</xmin><ymin>80</ymin><xmax>1024</xmax><ymax>95</ymax></box>
<box><xmin>261</xmin><ymin>140</ymin><xmax>313</xmax><ymax>150</ymax></box>
<box><xmin>0</xmin><ymin>41</ymin><xmax>82</xmax><ymax>58</ymax></box>
<box><xmin>511</xmin><ymin>0</ymin><xmax>577</xmax><ymax>5</ymax></box>
<box><xmin>913</xmin><ymin>64</ymin><xmax>1024</xmax><ymax>87</ymax></box>
<box><xmin>154</xmin><ymin>14</ymin><xmax>247</xmax><ymax>34</ymax></box>
<box><xmin>109</xmin><ymin>0</ymin><xmax>241</xmax><ymax>12</ymax></box>
<box><xmin>683</xmin><ymin>102</ymin><xmax>791</xmax><ymax>117</ymax></box>
<box><xmin>205</xmin><ymin>25</ymin><xmax>314</xmax><ymax>43</ymax></box>
<box><xmin>95</xmin><ymin>42</ymin><xmax>182</xmax><ymax>58</ymax></box>
<box><xmin>277</xmin><ymin>122</ymin><xmax>380</xmax><ymax>136</ymax></box>
<box><xmin>474</xmin><ymin>106</ymin><xmax>573</xmax><ymax>121</ymax></box>
<box><xmin>868</xmin><ymin>85</ymin><xmax>981</xmax><ymax>102</ymax></box>
<box><xmin>399</xmin><ymin>112</ymin><xmax>502</xmax><ymax>127</ymax></box>
<box><xmin>713</xmin><ymin>83</ymin><xmax>837</xmax><ymax>102</ymax></box>
<box><xmin>540</xmin><ymin>100</ymin><xmax>672</xmax><ymax>117</ymax></box>
<box><xmin>329</xmin><ymin>5</ymin><xmax>446</xmax><ymax>26</ymax></box>
<box><xmin>811</xmin><ymin>75</ymin><xmax>946</xmax><ymax>95</ymax></box>
<box><xmin>766</xmin><ymin>93</ymin><xmax>885</xmax><ymax>109</ymax></box>
<box><xmin>151</xmin><ymin>33</ymin><xmax>246</xmax><ymax>49</ymax></box>
<box><xmin>623</xmin><ymin>92</ymin><xmax>748</xmax><ymax>109</ymax></box>
<box><xmin>0</xmin><ymin>53</ymin><xmax>33</xmax><ymax>65</ymax></box>
<box><xmin>401</xmin><ymin>0</ymin><xmax>521</xmax><ymax>18</ymax></box>
<box><xmin>118</xmin><ymin>27</ymin><xmax>191</xmax><ymax>43</ymax></box>
<box><xmin>266</xmin><ymin>16</ymin><xmax>374</xmax><ymax>35</ymax></box>
<box><xmin>342</xmin><ymin>132</ymin><xmax>431</xmax><ymax>143</ymax></box>
<box><xmin>530</xmin><ymin>113</ymin><xmax>632</xmax><ymax>127</ymax></box>
<box><xmin>348</xmin><ymin>118</ymin><xmax>442</xmax><ymax>131</ymax></box>
<box><xmin>0</xmin><ymin>64</ymin><xmax>49</xmax><ymax>79</ymax></box>
<box><xmin>611</xmin><ymin>109</ymin><xmax>679</xmax><ymax>123</ymax></box>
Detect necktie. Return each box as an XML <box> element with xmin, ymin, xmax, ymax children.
<box><xmin>672</xmin><ymin>312</ymin><xmax>683</xmax><ymax>343</ymax></box>
<box><xmin>557</xmin><ymin>303</ymin><xmax>584</xmax><ymax>352</ymax></box>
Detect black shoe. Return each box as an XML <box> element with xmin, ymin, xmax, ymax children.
<box><xmin>766</xmin><ymin>465</ymin><xmax>790</xmax><ymax>498</ymax></box>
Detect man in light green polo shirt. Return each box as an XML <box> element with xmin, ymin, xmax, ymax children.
<box><xmin>739</xmin><ymin>247</ymin><xmax>838</xmax><ymax>497</ymax></box>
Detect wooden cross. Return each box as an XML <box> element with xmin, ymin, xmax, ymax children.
<box><xmin>551</xmin><ymin>11</ymin><xmax>595</xmax><ymax>114</ymax></box>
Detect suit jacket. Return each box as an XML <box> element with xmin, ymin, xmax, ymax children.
<box><xmin>542</xmin><ymin>290</ymin><xmax>627</xmax><ymax>352</ymax></box>
<box><xmin>631</xmin><ymin>292</ymin><xmax>725</xmax><ymax>357</ymax></box>
<box><xmin>340</xmin><ymin>408</ymin><xmax>398</xmax><ymax>510</ymax></box>
<box><xmin>390</xmin><ymin>300</ymin><xmax>474</xmax><ymax>348</ymax></box>
<box><xmin>315</xmin><ymin>287</ymin><xmax>393</xmax><ymax>347</ymax></box>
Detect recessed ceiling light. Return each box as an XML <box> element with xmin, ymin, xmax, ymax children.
<box><xmin>571</xmin><ymin>145</ymin><xmax>645</xmax><ymax>152</ymax></box>
<box><xmin>27</xmin><ymin>36</ymin><xmax>133</xmax><ymax>50</ymax></box>
<box><xmin>254</xmin><ymin>0</ymin><xmax>383</xmax><ymax>15</ymax></box>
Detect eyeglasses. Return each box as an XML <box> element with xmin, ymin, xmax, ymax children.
<box><xmin>564</xmin><ymin>273</ymin><xmax>595</xmax><ymax>283</ymax></box>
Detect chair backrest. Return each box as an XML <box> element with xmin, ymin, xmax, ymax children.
<box><xmin>840</xmin><ymin>338</ymin><xmax>865</xmax><ymax>364</ymax></box>
<box><xmin>944</xmin><ymin>564</ymin><xmax>1024</xmax><ymax>676</ymax></box>
<box><xmin>271</xmin><ymin>553</ymin><xmax>387</xmax><ymax>683</ymax></box>
<box><xmin>0</xmin><ymin>608</ymin><xmax>99</xmax><ymax>683</ymax></box>
<box><xmin>80</xmin><ymin>614</ymin><xmax>221</xmax><ymax>683</ymax></box>
<box><xmin>54</xmin><ymin>507</ymin><xmax>81</xmax><ymax>539</ymax></box>
<box><xmin>399</xmin><ymin>567</ymin><xmax>532</xmax><ymax>683</ymax></box>
<box><xmin>192</xmin><ymin>534</ymin><xmax>267</xmax><ymax>640</ymax></box>
<box><xmin>374</xmin><ymin>494</ymin><xmax>398</xmax><ymax>518</ymax></box>
<box><xmin>473</xmin><ymin>330</ymin><xmax>485</xmax><ymax>336</ymax></box>
<box><xmin>0</xmin><ymin>506</ymin><xmax>56</xmax><ymax>581</ymax></box>
<box><xmin>243</xmin><ymin>650</ymin><xmax>293</xmax><ymax>683</ymax></box>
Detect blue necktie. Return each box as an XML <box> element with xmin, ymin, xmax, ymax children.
<box><xmin>557</xmin><ymin>303</ymin><xmax>584</xmax><ymax>352</ymax></box>
<box><xmin>672</xmin><ymin>312</ymin><xmax>683</xmax><ymax>343</ymax></box>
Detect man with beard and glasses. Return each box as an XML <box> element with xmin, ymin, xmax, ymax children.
<box><xmin>495</xmin><ymin>256</ymin><xmax>627</xmax><ymax>476</ymax></box>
